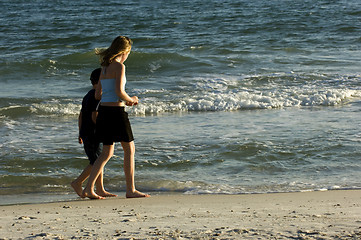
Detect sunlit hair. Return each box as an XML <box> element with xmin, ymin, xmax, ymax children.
<box><xmin>96</xmin><ymin>36</ymin><xmax>133</xmax><ymax>67</ymax></box>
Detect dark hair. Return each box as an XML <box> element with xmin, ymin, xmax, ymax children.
<box><xmin>90</xmin><ymin>68</ymin><xmax>101</xmax><ymax>85</ymax></box>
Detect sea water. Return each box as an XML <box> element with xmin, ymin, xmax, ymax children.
<box><xmin>0</xmin><ymin>0</ymin><xmax>360</xmax><ymax>205</ymax></box>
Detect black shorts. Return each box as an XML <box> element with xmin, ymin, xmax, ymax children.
<box><xmin>95</xmin><ymin>106</ymin><xmax>134</xmax><ymax>145</ymax></box>
<box><xmin>82</xmin><ymin>135</ymin><xmax>101</xmax><ymax>165</ymax></box>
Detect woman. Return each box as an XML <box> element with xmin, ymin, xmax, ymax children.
<box><xmin>82</xmin><ymin>36</ymin><xmax>150</xmax><ymax>199</ymax></box>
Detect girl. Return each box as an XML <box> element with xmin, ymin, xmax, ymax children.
<box><xmin>82</xmin><ymin>36</ymin><xmax>150</xmax><ymax>199</ymax></box>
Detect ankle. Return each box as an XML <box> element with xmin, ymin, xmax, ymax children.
<box><xmin>126</xmin><ymin>188</ymin><xmax>136</xmax><ymax>194</ymax></box>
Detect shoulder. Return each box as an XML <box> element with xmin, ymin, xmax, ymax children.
<box><xmin>82</xmin><ymin>89</ymin><xmax>98</xmax><ymax>109</ymax></box>
<box><xmin>106</xmin><ymin>62</ymin><xmax>125</xmax><ymax>80</ymax></box>
<box><xmin>111</xmin><ymin>61</ymin><xmax>125</xmax><ymax>71</ymax></box>
<box><xmin>85</xmin><ymin>89</ymin><xmax>95</xmax><ymax>97</ymax></box>
<box><xmin>110</xmin><ymin>62</ymin><xmax>125</xmax><ymax>78</ymax></box>
<box><xmin>83</xmin><ymin>89</ymin><xmax>95</xmax><ymax>102</ymax></box>
<box><xmin>88</xmin><ymin>89</ymin><xmax>96</xmax><ymax>96</ymax></box>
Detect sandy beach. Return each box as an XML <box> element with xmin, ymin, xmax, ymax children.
<box><xmin>0</xmin><ymin>190</ymin><xmax>360</xmax><ymax>239</ymax></box>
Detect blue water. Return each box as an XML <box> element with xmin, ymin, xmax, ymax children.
<box><xmin>0</xmin><ymin>0</ymin><xmax>360</xmax><ymax>205</ymax></box>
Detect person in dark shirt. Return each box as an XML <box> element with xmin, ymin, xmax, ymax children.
<box><xmin>71</xmin><ymin>68</ymin><xmax>117</xmax><ymax>198</ymax></box>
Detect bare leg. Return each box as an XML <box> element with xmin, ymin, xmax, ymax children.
<box><xmin>71</xmin><ymin>164</ymin><xmax>92</xmax><ymax>197</ymax></box>
<box><xmin>121</xmin><ymin>141</ymin><xmax>150</xmax><ymax>198</ymax></box>
<box><xmin>83</xmin><ymin>144</ymin><xmax>114</xmax><ymax>199</ymax></box>
<box><xmin>71</xmin><ymin>165</ymin><xmax>112</xmax><ymax>198</ymax></box>
<box><xmin>95</xmin><ymin>170</ymin><xmax>117</xmax><ymax>197</ymax></box>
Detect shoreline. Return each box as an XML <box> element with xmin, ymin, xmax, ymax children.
<box><xmin>1</xmin><ymin>190</ymin><xmax>360</xmax><ymax>239</ymax></box>
<box><xmin>0</xmin><ymin>188</ymin><xmax>358</xmax><ymax>207</ymax></box>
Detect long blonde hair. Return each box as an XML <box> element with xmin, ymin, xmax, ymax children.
<box><xmin>96</xmin><ymin>36</ymin><xmax>133</xmax><ymax>67</ymax></box>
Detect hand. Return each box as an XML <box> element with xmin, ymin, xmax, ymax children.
<box><xmin>78</xmin><ymin>136</ymin><xmax>83</xmax><ymax>144</ymax></box>
<box><xmin>126</xmin><ymin>101</ymin><xmax>134</xmax><ymax>106</ymax></box>
<box><xmin>126</xmin><ymin>96</ymin><xmax>139</xmax><ymax>106</ymax></box>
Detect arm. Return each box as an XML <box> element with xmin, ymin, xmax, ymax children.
<box><xmin>91</xmin><ymin>111</ymin><xmax>98</xmax><ymax>124</ymax></box>
<box><xmin>78</xmin><ymin>111</ymin><xmax>83</xmax><ymax>144</ymax></box>
<box><xmin>95</xmin><ymin>81</ymin><xmax>102</xmax><ymax>100</ymax></box>
<box><xmin>115</xmin><ymin>63</ymin><xmax>138</xmax><ymax>105</ymax></box>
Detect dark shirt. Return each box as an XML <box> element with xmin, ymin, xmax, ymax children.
<box><xmin>79</xmin><ymin>89</ymin><xmax>99</xmax><ymax>138</ymax></box>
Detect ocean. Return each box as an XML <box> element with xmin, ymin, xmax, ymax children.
<box><xmin>0</xmin><ymin>0</ymin><xmax>360</xmax><ymax>205</ymax></box>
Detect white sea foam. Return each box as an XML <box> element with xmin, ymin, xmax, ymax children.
<box><xmin>22</xmin><ymin>74</ymin><xmax>360</xmax><ymax>117</ymax></box>
<box><xmin>130</xmin><ymin>75</ymin><xmax>361</xmax><ymax>115</ymax></box>
<box><xmin>30</xmin><ymin>100</ymin><xmax>80</xmax><ymax>116</ymax></box>
<box><xmin>24</xmin><ymin>86</ymin><xmax>360</xmax><ymax>117</ymax></box>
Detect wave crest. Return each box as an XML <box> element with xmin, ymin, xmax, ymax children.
<box><xmin>129</xmin><ymin>74</ymin><xmax>361</xmax><ymax>115</ymax></box>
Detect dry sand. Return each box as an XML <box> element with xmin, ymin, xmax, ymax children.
<box><xmin>1</xmin><ymin>190</ymin><xmax>360</xmax><ymax>239</ymax></box>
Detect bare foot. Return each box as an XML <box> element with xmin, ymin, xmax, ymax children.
<box><xmin>96</xmin><ymin>190</ymin><xmax>118</xmax><ymax>198</ymax></box>
<box><xmin>82</xmin><ymin>189</ymin><xmax>105</xmax><ymax>200</ymax></box>
<box><xmin>71</xmin><ymin>181</ymin><xmax>84</xmax><ymax>198</ymax></box>
<box><xmin>126</xmin><ymin>190</ymin><xmax>150</xmax><ymax>198</ymax></box>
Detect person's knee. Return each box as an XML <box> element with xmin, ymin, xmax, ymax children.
<box><xmin>124</xmin><ymin>148</ymin><xmax>134</xmax><ymax>155</ymax></box>
<box><xmin>99</xmin><ymin>145</ymin><xmax>114</xmax><ymax>160</ymax></box>
<box><xmin>122</xmin><ymin>142</ymin><xmax>135</xmax><ymax>154</ymax></box>
<box><xmin>100</xmin><ymin>153</ymin><xmax>113</xmax><ymax>161</ymax></box>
